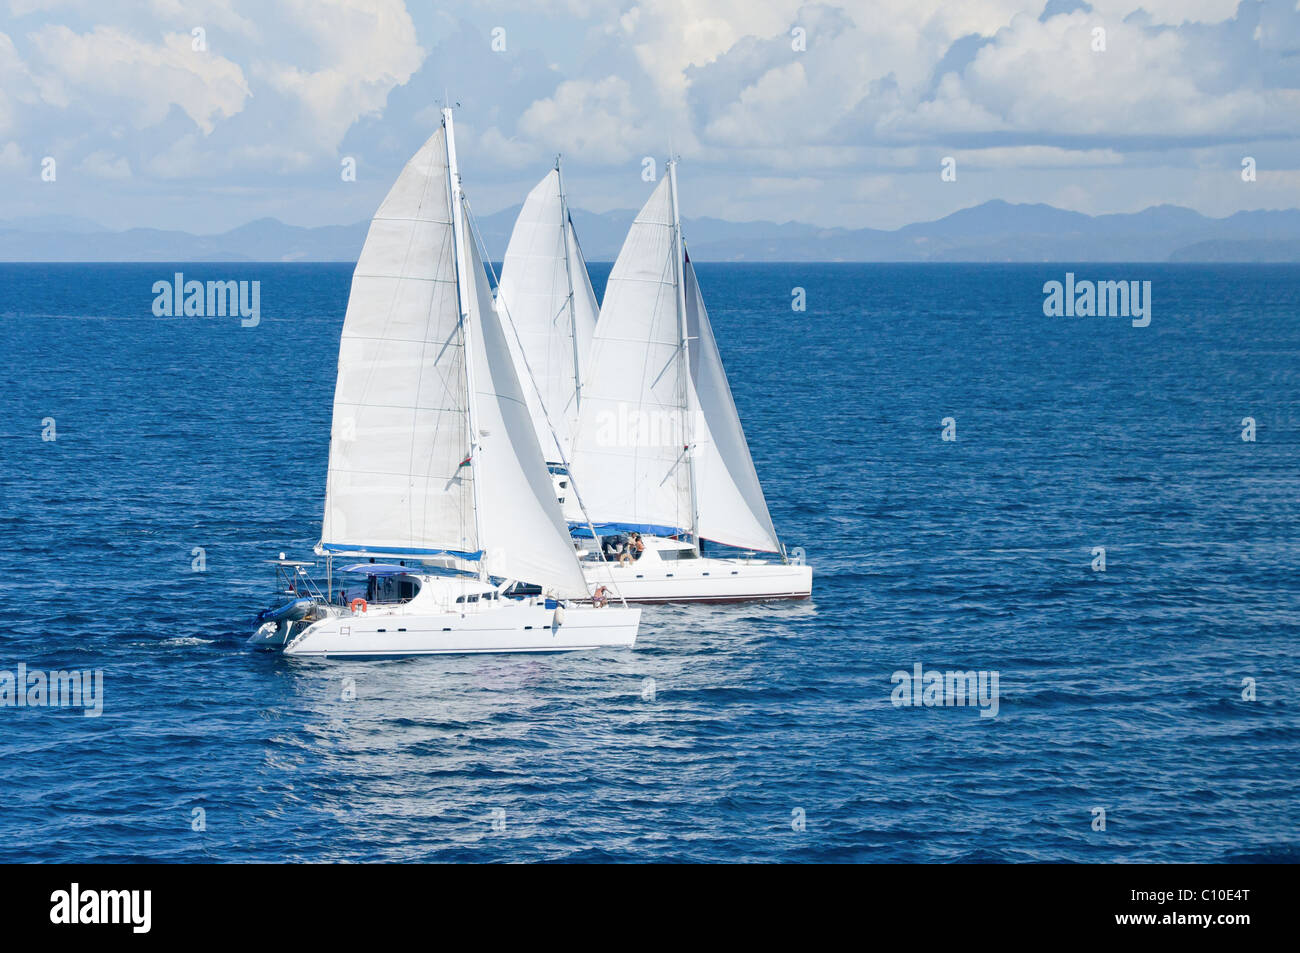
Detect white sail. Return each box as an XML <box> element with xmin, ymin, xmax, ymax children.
<box><xmin>684</xmin><ymin>255</ymin><xmax>781</xmax><ymax>552</ymax></box>
<box><xmin>320</xmin><ymin>126</ymin><xmax>477</xmax><ymax>558</ymax></box>
<box><xmin>569</xmin><ymin>171</ymin><xmax>783</xmax><ymax>553</ymax></box>
<box><xmin>460</xmin><ymin>211</ymin><xmax>591</xmax><ymax>596</ymax></box>
<box><xmin>569</xmin><ymin>177</ymin><xmax>695</xmax><ymax>536</ymax></box>
<box><xmin>497</xmin><ymin>169</ymin><xmax>598</xmax><ymax>461</ymax></box>
<box><xmin>320</xmin><ymin>119</ymin><xmax>593</xmax><ymax>597</ymax></box>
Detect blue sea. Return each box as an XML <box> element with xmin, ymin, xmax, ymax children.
<box><xmin>0</xmin><ymin>262</ymin><xmax>1296</xmax><ymax>863</ymax></box>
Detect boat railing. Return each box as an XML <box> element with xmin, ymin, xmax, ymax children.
<box><xmin>271</xmin><ymin>560</ymin><xmax>329</xmax><ymax>605</ymax></box>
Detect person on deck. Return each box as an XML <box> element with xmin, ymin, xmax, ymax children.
<box><xmin>603</xmin><ymin>534</ymin><xmax>626</xmax><ymax>561</ymax></box>
<box><xmin>615</xmin><ymin>534</ymin><xmax>642</xmax><ymax>565</ymax></box>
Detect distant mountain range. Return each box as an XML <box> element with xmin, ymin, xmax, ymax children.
<box><xmin>3</xmin><ymin>200</ymin><xmax>1299</xmax><ymax>262</ymax></box>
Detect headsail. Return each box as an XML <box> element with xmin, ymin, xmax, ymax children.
<box><xmin>320</xmin><ymin>126</ymin><xmax>477</xmax><ymax>558</ymax></box>
<box><xmin>460</xmin><ymin>210</ymin><xmax>591</xmax><ymax>596</ymax></box>
<box><xmin>684</xmin><ymin>254</ymin><xmax>781</xmax><ymax>552</ymax></box>
<box><xmin>569</xmin><ymin>177</ymin><xmax>694</xmax><ymax>537</ymax></box>
<box><xmin>497</xmin><ymin>168</ymin><xmax>599</xmax><ymax>462</ymax></box>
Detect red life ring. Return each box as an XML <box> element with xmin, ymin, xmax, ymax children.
<box><xmin>592</xmin><ymin>586</ymin><xmax>609</xmax><ymax>608</ymax></box>
<box><xmin>350</xmin><ymin>597</ymin><xmax>368</xmax><ymax>614</ymax></box>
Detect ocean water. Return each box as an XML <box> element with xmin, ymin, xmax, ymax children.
<box><xmin>0</xmin><ymin>261</ymin><xmax>1296</xmax><ymax>863</ymax></box>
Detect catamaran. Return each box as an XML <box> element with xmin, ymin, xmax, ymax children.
<box><xmin>500</xmin><ymin>160</ymin><xmax>812</xmax><ymax>603</ymax></box>
<box><xmin>250</xmin><ymin>110</ymin><xmax>640</xmax><ymax>656</ymax></box>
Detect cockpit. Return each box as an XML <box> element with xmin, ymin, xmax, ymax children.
<box><xmin>367</xmin><ymin>573</ymin><xmax>419</xmax><ymax>604</ymax></box>
<box><xmin>337</xmin><ymin>563</ymin><xmax>422</xmax><ymax>605</ymax></box>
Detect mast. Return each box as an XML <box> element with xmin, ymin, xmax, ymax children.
<box><xmin>550</xmin><ymin>157</ymin><xmax>606</xmax><ymax>576</ymax></box>
<box><xmin>444</xmin><ymin>106</ymin><xmax>488</xmax><ymax>580</ymax></box>
<box><xmin>667</xmin><ymin>157</ymin><xmax>700</xmax><ymax>553</ymax></box>
<box><xmin>555</xmin><ymin>156</ymin><xmax>583</xmax><ymax>437</ymax></box>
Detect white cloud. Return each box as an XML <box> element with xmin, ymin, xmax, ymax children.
<box><xmin>148</xmin><ymin>0</ymin><xmax>260</xmax><ymax>41</ymax></box>
<box><xmin>892</xmin><ymin>12</ymin><xmax>1300</xmax><ymax>141</ymax></box>
<box><xmin>77</xmin><ymin>149</ymin><xmax>131</xmax><ymax>178</ymax></box>
<box><xmin>255</xmin><ymin>0</ymin><xmax>424</xmax><ymax>152</ymax></box>
<box><xmin>143</xmin><ymin>133</ymin><xmax>207</xmax><ymax>179</ymax></box>
<box><xmin>518</xmin><ymin>76</ymin><xmax>658</xmax><ymax>163</ymax></box>
<box><xmin>1</xmin><ymin>0</ymin><xmax>1298</xmax><ymax>228</ymax></box>
<box><xmin>29</xmin><ymin>25</ymin><xmax>250</xmax><ymax>134</ymax></box>
<box><xmin>0</xmin><ymin>140</ymin><xmax>28</xmax><ymax>172</ymax></box>
<box><xmin>470</xmin><ymin>125</ymin><xmax>540</xmax><ymax>170</ymax></box>
<box><xmin>0</xmin><ymin>30</ymin><xmax>38</xmax><ymax>135</ymax></box>
<box><xmin>1088</xmin><ymin>0</ymin><xmax>1242</xmax><ymax>27</ymax></box>
<box><xmin>700</xmin><ymin>60</ymin><xmax>811</xmax><ymax>147</ymax></box>
<box><xmin>673</xmin><ymin>0</ymin><xmax>1300</xmax><ymax>160</ymax></box>
<box><xmin>6</xmin><ymin>0</ymin><xmax>67</xmax><ymax>13</ymax></box>
<box><xmin>621</xmin><ymin>0</ymin><xmax>798</xmax><ymax>97</ymax></box>
<box><xmin>952</xmin><ymin>145</ymin><xmax>1125</xmax><ymax>168</ymax></box>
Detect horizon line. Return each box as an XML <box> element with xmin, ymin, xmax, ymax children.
<box><xmin>5</xmin><ymin>198</ymin><xmax>1300</xmax><ymax>240</ymax></box>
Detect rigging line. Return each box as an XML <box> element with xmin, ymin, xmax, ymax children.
<box><xmin>463</xmin><ymin>197</ymin><xmax>627</xmax><ymax>607</ymax></box>
<box><xmin>551</xmin><ymin>298</ymin><xmax>571</xmax><ymax>328</ymax></box>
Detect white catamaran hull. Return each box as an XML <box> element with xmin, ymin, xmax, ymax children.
<box><xmin>580</xmin><ymin>536</ymin><xmax>812</xmax><ymax>604</ymax></box>
<box><xmin>278</xmin><ymin>602</ymin><xmax>639</xmax><ymax>657</ymax></box>
<box><xmin>584</xmin><ymin>559</ymin><xmax>811</xmax><ymax>603</ymax></box>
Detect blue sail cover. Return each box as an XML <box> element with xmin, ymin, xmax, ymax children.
<box><xmin>569</xmin><ymin>521</ymin><xmax>686</xmax><ymax>539</ymax></box>
<box><xmin>339</xmin><ymin>563</ymin><xmax>420</xmax><ymax>576</ymax></box>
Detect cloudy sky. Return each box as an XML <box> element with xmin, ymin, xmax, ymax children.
<box><xmin>1</xmin><ymin>0</ymin><xmax>1297</xmax><ymax>232</ymax></box>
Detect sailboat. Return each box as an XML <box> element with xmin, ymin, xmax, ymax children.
<box><xmin>562</xmin><ymin>160</ymin><xmax>813</xmax><ymax>603</ymax></box>
<box><xmin>249</xmin><ymin>109</ymin><xmax>640</xmax><ymax>656</ymax></box>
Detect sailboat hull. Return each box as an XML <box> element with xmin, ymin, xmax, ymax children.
<box><xmin>582</xmin><ymin>555</ymin><xmax>812</xmax><ymax>604</ymax></box>
<box><xmin>280</xmin><ymin>601</ymin><xmax>639</xmax><ymax>658</ymax></box>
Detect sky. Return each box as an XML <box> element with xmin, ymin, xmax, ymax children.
<box><xmin>1</xmin><ymin>0</ymin><xmax>1297</xmax><ymax>233</ymax></box>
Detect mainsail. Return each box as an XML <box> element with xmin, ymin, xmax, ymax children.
<box><xmin>496</xmin><ymin>167</ymin><xmax>599</xmax><ymax>462</ymax></box>
<box><xmin>320</xmin><ymin>126</ymin><xmax>474</xmax><ymax>558</ymax></box>
<box><xmin>569</xmin><ymin>167</ymin><xmax>783</xmax><ymax>552</ymax></box>
<box><xmin>319</xmin><ymin>114</ymin><xmax>591</xmax><ymax>596</ymax></box>
<box><xmin>569</xmin><ymin>176</ymin><xmax>695</xmax><ymax>537</ymax></box>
